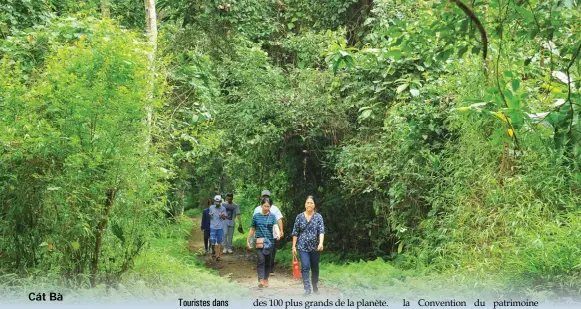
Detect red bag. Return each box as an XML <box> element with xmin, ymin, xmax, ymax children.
<box><xmin>292</xmin><ymin>255</ymin><xmax>302</xmax><ymax>279</ymax></box>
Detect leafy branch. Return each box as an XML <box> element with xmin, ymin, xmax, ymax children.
<box><xmin>566</xmin><ymin>42</ymin><xmax>581</xmax><ymax>136</ymax></box>
<box><xmin>450</xmin><ymin>0</ymin><xmax>488</xmax><ymax>60</ymax></box>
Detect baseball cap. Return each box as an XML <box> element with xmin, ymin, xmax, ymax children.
<box><xmin>261</xmin><ymin>190</ymin><xmax>271</xmax><ymax>197</ymax></box>
<box><xmin>214</xmin><ymin>195</ymin><xmax>222</xmax><ymax>202</ymax></box>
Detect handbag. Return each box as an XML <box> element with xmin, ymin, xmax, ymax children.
<box><xmin>255</xmin><ymin>237</ymin><xmax>264</xmax><ymax>249</ymax></box>
<box><xmin>292</xmin><ymin>255</ymin><xmax>302</xmax><ymax>279</ymax></box>
<box><xmin>262</xmin><ymin>243</ymin><xmax>273</xmax><ymax>255</ymax></box>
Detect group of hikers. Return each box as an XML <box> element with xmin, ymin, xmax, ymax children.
<box><xmin>200</xmin><ymin>190</ymin><xmax>325</xmax><ymax>296</ymax></box>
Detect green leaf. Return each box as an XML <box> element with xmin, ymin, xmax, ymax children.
<box><xmin>344</xmin><ymin>55</ymin><xmax>356</xmax><ymax>68</ymax></box>
<box><xmin>112</xmin><ymin>223</ymin><xmax>125</xmax><ymax>243</ymax></box>
<box><xmin>439</xmin><ymin>49</ymin><xmax>452</xmax><ymax>61</ymax></box>
<box><xmin>360</xmin><ymin>109</ymin><xmax>372</xmax><ymax>121</ymax></box>
<box><xmin>396</xmin><ymin>83</ymin><xmax>409</xmax><ymax>94</ymax></box>
<box><xmin>287</xmin><ymin>23</ymin><xmax>295</xmax><ymax>30</ymax></box>
<box><xmin>512</xmin><ymin>79</ymin><xmax>520</xmax><ymax>92</ymax></box>
<box><xmin>515</xmin><ymin>6</ymin><xmax>534</xmax><ymax>23</ymax></box>
<box><xmin>457</xmin><ymin>46</ymin><xmax>468</xmax><ymax>58</ymax></box>
<box><xmin>507</xmin><ymin>96</ymin><xmax>521</xmax><ymax>110</ymax></box>
<box><xmin>384</xmin><ymin>50</ymin><xmax>402</xmax><ymax>60</ymax></box>
<box><xmin>507</xmin><ymin>109</ymin><xmax>525</xmax><ymax>129</ymax></box>
<box><xmin>332</xmin><ymin>58</ymin><xmax>344</xmax><ymax>73</ymax></box>
<box><xmin>71</xmin><ymin>241</ymin><xmax>80</xmax><ymax>250</ymax></box>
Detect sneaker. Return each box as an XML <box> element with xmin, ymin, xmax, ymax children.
<box><xmin>222</xmin><ymin>248</ymin><xmax>227</xmax><ymax>254</ymax></box>
<box><xmin>303</xmin><ymin>291</ymin><xmax>311</xmax><ymax>297</ymax></box>
<box><xmin>227</xmin><ymin>249</ymin><xmax>233</xmax><ymax>253</ymax></box>
<box><xmin>313</xmin><ymin>287</ymin><xmax>319</xmax><ymax>295</ymax></box>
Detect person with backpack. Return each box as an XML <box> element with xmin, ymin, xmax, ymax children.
<box><xmin>291</xmin><ymin>195</ymin><xmax>325</xmax><ymax>296</ymax></box>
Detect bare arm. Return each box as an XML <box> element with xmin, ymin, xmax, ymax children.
<box><xmin>318</xmin><ymin>234</ymin><xmax>325</xmax><ymax>251</ymax></box>
<box><xmin>273</xmin><ymin>225</ymin><xmax>281</xmax><ymax>240</ymax></box>
<box><xmin>292</xmin><ymin>236</ymin><xmax>298</xmax><ymax>255</ymax></box>
<box><xmin>277</xmin><ymin>218</ymin><xmax>284</xmax><ymax>238</ymax></box>
<box><xmin>247</xmin><ymin>227</ymin><xmax>256</xmax><ymax>249</ymax></box>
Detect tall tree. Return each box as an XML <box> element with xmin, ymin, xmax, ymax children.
<box><xmin>101</xmin><ymin>0</ymin><xmax>111</xmax><ymax>18</ymax></box>
<box><xmin>144</xmin><ymin>0</ymin><xmax>158</xmax><ymax>143</ymax></box>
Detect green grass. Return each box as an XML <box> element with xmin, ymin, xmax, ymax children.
<box><xmin>0</xmin><ymin>216</ymin><xmax>245</xmax><ymax>302</ymax></box>
<box><xmin>184</xmin><ymin>207</ymin><xmax>202</xmax><ymax>217</ymax></box>
<box><xmin>122</xmin><ymin>216</ymin><xmax>242</xmax><ymax>297</ymax></box>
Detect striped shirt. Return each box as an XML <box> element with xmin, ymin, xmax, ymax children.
<box><xmin>251</xmin><ymin>212</ymin><xmax>277</xmax><ymax>240</ymax></box>
<box><xmin>253</xmin><ymin>205</ymin><xmax>283</xmax><ymax>221</ymax></box>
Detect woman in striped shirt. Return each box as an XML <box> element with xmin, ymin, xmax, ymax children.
<box><xmin>247</xmin><ymin>197</ymin><xmax>280</xmax><ymax>288</ymax></box>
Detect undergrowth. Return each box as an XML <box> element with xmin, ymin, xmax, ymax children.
<box><xmin>0</xmin><ymin>216</ymin><xmax>242</xmax><ymax>302</ymax></box>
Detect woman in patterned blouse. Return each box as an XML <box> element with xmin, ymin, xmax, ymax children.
<box><xmin>291</xmin><ymin>195</ymin><xmax>325</xmax><ymax>296</ymax></box>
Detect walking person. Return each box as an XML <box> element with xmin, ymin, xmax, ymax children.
<box><xmin>247</xmin><ymin>197</ymin><xmax>280</xmax><ymax>288</ymax></box>
<box><xmin>222</xmin><ymin>193</ymin><xmax>242</xmax><ymax>253</ymax></box>
<box><xmin>292</xmin><ymin>195</ymin><xmax>325</xmax><ymax>296</ymax></box>
<box><xmin>209</xmin><ymin>195</ymin><xmax>228</xmax><ymax>261</ymax></box>
<box><xmin>201</xmin><ymin>200</ymin><xmax>212</xmax><ymax>255</ymax></box>
<box><xmin>253</xmin><ymin>190</ymin><xmax>283</xmax><ymax>274</ymax></box>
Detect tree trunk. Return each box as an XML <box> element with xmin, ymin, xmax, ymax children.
<box><xmin>101</xmin><ymin>0</ymin><xmax>111</xmax><ymax>18</ymax></box>
<box><xmin>91</xmin><ymin>189</ymin><xmax>117</xmax><ymax>287</ymax></box>
<box><xmin>144</xmin><ymin>0</ymin><xmax>158</xmax><ymax>143</ymax></box>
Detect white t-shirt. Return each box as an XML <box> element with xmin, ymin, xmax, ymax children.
<box><xmin>253</xmin><ymin>205</ymin><xmax>283</xmax><ymax>221</ymax></box>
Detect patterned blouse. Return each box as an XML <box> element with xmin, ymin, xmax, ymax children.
<box><xmin>291</xmin><ymin>212</ymin><xmax>325</xmax><ymax>252</ymax></box>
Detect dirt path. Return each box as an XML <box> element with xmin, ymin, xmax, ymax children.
<box><xmin>187</xmin><ymin>216</ymin><xmax>339</xmax><ymax>300</ymax></box>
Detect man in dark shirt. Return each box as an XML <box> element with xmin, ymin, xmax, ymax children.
<box><xmin>200</xmin><ymin>199</ymin><xmax>213</xmax><ymax>255</ymax></box>
<box><xmin>222</xmin><ymin>193</ymin><xmax>242</xmax><ymax>253</ymax></box>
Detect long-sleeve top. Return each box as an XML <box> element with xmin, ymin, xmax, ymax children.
<box><xmin>201</xmin><ymin>208</ymin><xmax>211</xmax><ymax>230</ymax></box>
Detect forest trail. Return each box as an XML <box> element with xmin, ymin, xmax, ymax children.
<box><xmin>187</xmin><ymin>216</ymin><xmax>340</xmax><ymax>300</ymax></box>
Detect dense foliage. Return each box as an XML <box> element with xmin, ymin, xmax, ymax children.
<box><xmin>0</xmin><ymin>0</ymin><xmax>580</xmax><ymax>296</ymax></box>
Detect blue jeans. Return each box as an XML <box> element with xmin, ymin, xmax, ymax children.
<box><xmin>210</xmin><ymin>228</ymin><xmax>224</xmax><ymax>245</ymax></box>
<box><xmin>299</xmin><ymin>250</ymin><xmax>320</xmax><ymax>293</ymax></box>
